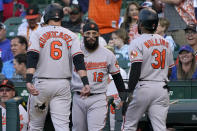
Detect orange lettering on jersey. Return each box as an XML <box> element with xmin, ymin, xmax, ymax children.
<box><xmin>51</xmin><ymin>31</ymin><xmax>58</xmax><ymax>37</ymax></box>
<box><xmin>2</xmin><ymin>116</ymin><xmax>6</xmax><ymax>125</ymax></box>
<box><xmin>20</xmin><ymin>114</ymin><xmax>23</xmax><ymax>120</ymax></box>
<box><xmin>144</xmin><ymin>42</ymin><xmax>150</xmax><ymax>48</ymax></box>
<box><xmin>39</xmin><ymin>31</ymin><xmax>72</xmax><ymax>48</ymax></box>
<box><xmin>144</xmin><ymin>38</ymin><xmax>169</xmax><ymax>49</ymax></box>
<box><xmin>85</xmin><ymin>62</ymin><xmax>107</xmax><ymax>70</ymax></box>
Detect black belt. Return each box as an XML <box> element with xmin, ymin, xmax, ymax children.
<box><xmin>76</xmin><ymin>91</ymin><xmax>103</xmax><ymax>96</ymax></box>
<box><xmin>37</xmin><ymin>77</ymin><xmax>70</xmax><ymax>80</ymax></box>
<box><xmin>139</xmin><ymin>79</ymin><xmax>166</xmax><ymax>82</ymax></box>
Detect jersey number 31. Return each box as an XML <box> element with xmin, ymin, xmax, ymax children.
<box><xmin>152</xmin><ymin>49</ymin><xmax>166</xmax><ymax>69</ymax></box>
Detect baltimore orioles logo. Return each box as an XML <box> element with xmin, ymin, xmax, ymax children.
<box><xmin>29</xmin><ymin>9</ymin><xmax>34</xmax><ymax>14</ymax></box>
<box><xmin>130</xmin><ymin>50</ymin><xmax>138</xmax><ymax>59</ymax></box>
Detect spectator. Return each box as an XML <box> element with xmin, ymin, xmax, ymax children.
<box><xmin>0</xmin><ymin>78</ymin><xmax>28</xmax><ymax>131</ymax></box>
<box><xmin>170</xmin><ymin>45</ymin><xmax>197</xmax><ymax>80</ymax></box>
<box><xmin>13</xmin><ymin>53</ymin><xmax>26</xmax><ymax>79</ymax></box>
<box><xmin>62</xmin><ymin>4</ymin><xmax>83</xmax><ymax>33</ymax></box>
<box><xmin>0</xmin><ymin>58</ymin><xmax>5</xmax><ymax>80</ymax></box>
<box><xmin>17</xmin><ymin>4</ymin><xmax>41</xmax><ymax>41</ymax></box>
<box><xmin>110</xmin><ymin>28</ymin><xmax>129</xmax><ymax>61</ymax></box>
<box><xmin>0</xmin><ymin>0</ymin><xmax>12</xmax><ymax>22</ymax></box>
<box><xmin>0</xmin><ymin>22</ymin><xmax>14</xmax><ymax>79</ymax></box>
<box><xmin>11</xmin><ymin>35</ymin><xmax>27</xmax><ymax>56</ymax></box>
<box><xmin>3</xmin><ymin>0</ymin><xmax>29</xmax><ymax>22</ymax></box>
<box><xmin>120</xmin><ymin>1</ymin><xmax>140</xmax><ymax>43</ymax></box>
<box><xmin>175</xmin><ymin>23</ymin><xmax>197</xmax><ymax>64</ymax></box>
<box><xmin>185</xmin><ymin>23</ymin><xmax>197</xmax><ymax>54</ymax></box>
<box><xmin>156</xmin><ymin>17</ymin><xmax>177</xmax><ymax>53</ymax></box>
<box><xmin>161</xmin><ymin>0</ymin><xmax>196</xmax><ymax>46</ymax></box>
<box><xmin>88</xmin><ymin>0</ymin><xmax>122</xmax><ymax>43</ymax></box>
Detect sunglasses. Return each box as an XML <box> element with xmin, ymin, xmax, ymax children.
<box><xmin>0</xmin><ymin>88</ymin><xmax>13</xmax><ymax>92</ymax></box>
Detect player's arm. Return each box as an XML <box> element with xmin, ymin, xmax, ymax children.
<box><xmin>26</xmin><ymin>51</ymin><xmax>39</xmax><ymax>96</ymax></box>
<box><xmin>73</xmin><ymin>54</ymin><xmax>90</xmax><ymax>96</ymax></box>
<box><xmin>112</xmin><ymin>73</ymin><xmax>127</xmax><ymax>101</ymax></box>
<box><xmin>128</xmin><ymin>62</ymin><xmax>142</xmax><ymax>93</ymax></box>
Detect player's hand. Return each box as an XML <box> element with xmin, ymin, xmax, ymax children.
<box><xmin>80</xmin><ymin>85</ymin><xmax>90</xmax><ymax>97</ymax></box>
<box><xmin>63</xmin><ymin>7</ymin><xmax>71</xmax><ymax>15</ymax></box>
<box><xmin>116</xmin><ymin>101</ymin><xmax>123</xmax><ymax>109</ymax></box>
<box><xmin>26</xmin><ymin>82</ymin><xmax>39</xmax><ymax>96</ymax></box>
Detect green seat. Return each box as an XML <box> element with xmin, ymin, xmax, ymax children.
<box><xmin>14</xmin><ymin>82</ymin><xmax>29</xmax><ymax>102</ymax></box>
<box><xmin>168</xmin><ymin>80</ymin><xmax>197</xmax><ymax>99</ymax></box>
<box><xmin>4</xmin><ymin>17</ymin><xmax>23</xmax><ymax>39</ymax></box>
<box><xmin>115</xmin><ymin>53</ymin><xmax>130</xmax><ymax>72</ymax></box>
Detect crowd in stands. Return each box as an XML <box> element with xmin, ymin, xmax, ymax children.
<box><xmin>0</xmin><ymin>0</ymin><xmax>196</xmax><ymax>130</ymax></box>
<box><xmin>0</xmin><ymin>0</ymin><xmax>196</xmax><ymax>85</ymax></box>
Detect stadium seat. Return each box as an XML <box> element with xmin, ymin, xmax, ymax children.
<box><xmin>4</xmin><ymin>17</ymin><xmax>23</xmax><ymax>39</ymax></box>
<box><xmin>115</xmin><ymin>53</ymin><xmax>130</xmax><ymax>72</ymax></box>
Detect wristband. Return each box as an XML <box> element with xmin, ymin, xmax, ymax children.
<box><xmin>26</xmin><ymin>73</ymin><xmax>33</xmax><ymax>83</ymax></box>
<box><xmin>81</xmin><ymin>76</ymin><xmax>89</xmax><ymax>86</ymax></box>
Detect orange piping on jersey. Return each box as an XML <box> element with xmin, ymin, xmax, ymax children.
<box><xmin>39</xmin><ymin>31</ymin><xmax>72</xmax><ymax>48</ymax></box>
<box><xmin>169</xmin><ymin>63</ymin><xmax>175</xmax><ymax>68</ymax></box>
<box><xmin>72</xmin><ymin>52</ymin><xmax>83</xmax><ymax>57</ymax></box>
<box><xmin>130</xmin><ymin>59</ymin><xmax>143</xmax><ymax>63</ymax></box>
<box><xmin>28</xmin><ymin>49</ymin><xmax>40</xmax><ymax>53</ymax></box>
<box><xmin>110</xmin><ymin>70</ymin><xmax>120</xmax><ymax>75</ymax></box>
<box><xmin>86</xmin><ymin>66</ymin><xmax>107</xmax><ymax>70</ymax></box>
<box><xmin>144</xmin><ymin>38</ymin><xmax>169</xmax><ymax>49</ymax></box>
<box><xmin>27</xmin><ymin>24</ymin><xmax>39</xmax><ymax>39</ymax></box>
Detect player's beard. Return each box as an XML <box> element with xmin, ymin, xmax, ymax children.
<box><xmin>84</xmin><ymin>36</ymin><xmax>99</xmax><ymax>51</ymax></box>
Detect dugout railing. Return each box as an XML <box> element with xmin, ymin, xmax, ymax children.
<box><xmin>2</xmin><ymin>80</ymin><xmax>197</xmax><ymax>131</ymax></box>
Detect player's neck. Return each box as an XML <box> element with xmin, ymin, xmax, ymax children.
<box><xmin>48</xmin><ymin>21</ymin><xmax>61</xmax><ymax>26</ymax></box>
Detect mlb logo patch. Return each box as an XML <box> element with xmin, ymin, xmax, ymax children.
<box><xmin>130</xmin><ymin>50</ymin><xmax>138</xmax><ymax>58</ymax></box>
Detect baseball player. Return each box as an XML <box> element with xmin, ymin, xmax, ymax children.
<box><xmin>71</xmin><ymin>21</ymin><xmax>126</xmax><ymax>131</ymax></box>
<box><xmin>122</xmin><ymin>8</ymin><xmax>174</xmax><ymax>131</ymax></box>
<box><xmin>26</xmin><ymin>3</ymin><xmax>90</xmax><ymax>131</ymax></box>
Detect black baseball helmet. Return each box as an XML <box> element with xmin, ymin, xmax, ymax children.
<box><xmin>138</xmin><ymin>8</ymin><xmax>158</xmax><ymax>32</ymax></box>
<box><xmin>43</xmin><ymin>3</ymin><xmax>64</xmax><ymax>24</ymax></box>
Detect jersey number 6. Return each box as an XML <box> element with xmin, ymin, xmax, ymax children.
<box><xmin>50</xmin><ymin>41</ymin><xmax>62</xmax><ymax>60</ymax></box>
<box><xmin>151</xmin><ymin>49</ymin><xmax>166</xmax><ymax>69</ymax></box>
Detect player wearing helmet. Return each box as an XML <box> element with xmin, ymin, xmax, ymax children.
<box><xmin>26</xmin><ymin>3</ymin><xmax>90</xmax><ymax>131</ymax></box>
<box><xmin>122</xmin><ymin>8</ymin><xmax>174</xmax><ymax>131</ymax></box>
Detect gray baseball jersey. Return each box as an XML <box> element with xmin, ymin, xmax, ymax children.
<box><xmin>71</xmin><ymin>43</ymin><xmax>120</xmax><ymax>93</ymax></box>
<box><xmin>28</xmin><ymin>25</ymin><xmax>83</xmax><ymax>78</ymax></box>
<box><xmin>123</xmin><ymin>34</ymin><xmax>175</xmax><ymax>131</ymax></box>
<box><xmin>129</xmin><ymin>34</ymin><xmax>174</xmax><ymax>81</ymax></box>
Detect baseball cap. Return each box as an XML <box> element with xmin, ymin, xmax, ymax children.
<box><xmin>83</xmin><ymin>21</ymin><xmax>99</xmax><ymax>33</ymax></box>
<box><xmin>25</xmin><ymin>5</ymin><xmax>40</xmax><ymax>19</ymax></box>
<box><xmin>179</xmin><ymin>45</ymin><xmax>194</xmax><ymax>54</ymax></box>
<box><xmin>0</xmin><ymin>79</ymin><xmax>15</xmax><ymax>89</ymax></box>
<box><xmin>70</xmin><ymin>4</ymin><xmax>82</xmax><ymax>15</ymax></box>
<box><xmin>141</xmin><ymin>1</ymin><xmax>153</xmax><ymax>8</ymax></box>
<box><xmin>185</xmin><ymin>24</ymin><xmax>197</xmax><ymax>32</ymax></box>
<box><xmin>0</xmin><ymin>22</ymin><xmax>6</xmax><ymax>29</ymax></box>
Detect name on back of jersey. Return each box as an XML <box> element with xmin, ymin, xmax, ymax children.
<box><xmin>39</xmin><ymin>31</ymin><xmax>72</xmax><ymax>48</ymax></box>
<box><xmin>144</xmin><ymin>38</ymin><xmax>169</xmax><ymax>49</ymax></box>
